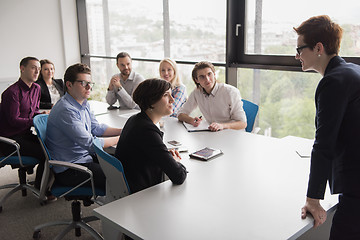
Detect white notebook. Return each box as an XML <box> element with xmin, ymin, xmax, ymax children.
<box><xmin>182</xmin><ymin>120</ymin><xmax>210</xmax><ymax>132</ymax></box>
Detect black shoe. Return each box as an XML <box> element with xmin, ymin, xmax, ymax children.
<box><xmin>46</xmin><ymin>191</ymin><xmax>57</xmax><ymax>203</ymax></box>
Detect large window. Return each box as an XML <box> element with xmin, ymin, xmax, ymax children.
<box><xmin>78</xmin><ymin>0</ymin><xmax>360</xmax><ymax>139</ymax></box>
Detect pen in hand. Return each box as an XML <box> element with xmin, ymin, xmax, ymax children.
<box><xmin>194</xmin><ymin>115</ymin><xmax>202</xmax><ymax>123</ymax></box>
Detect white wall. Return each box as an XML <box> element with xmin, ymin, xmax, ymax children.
<box><xmin>0</xmin><ymin>0</ymin><xmax>80</xmax><ymax>93</ymax></box>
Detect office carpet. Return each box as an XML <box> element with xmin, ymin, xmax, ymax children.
<box><xmin>0</xmin><ymin>165</ymin><xmax>101</xmax><ymax>240</ymax></box>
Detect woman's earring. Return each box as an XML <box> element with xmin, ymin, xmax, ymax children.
<box><xmin>318</xmin><ymin>54</ymin><xmax>321</xmax><ymax>57</ymax></box>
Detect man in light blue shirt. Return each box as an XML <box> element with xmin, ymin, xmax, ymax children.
<box><xmin>46</xmin><ymin>63</ymin><xmax>121</xmax><ymax>191</ymax></box>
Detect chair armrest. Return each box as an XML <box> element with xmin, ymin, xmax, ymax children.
<box><xmin>49</xmin><ymin>160</ymin><xmax>92</xmax><ymax>176</ymax></box>
<box><xmin>0</xmin><ymin>136</ymin><xmax>17</xmax><ymax>145</ymax></box>
<box><xmin>0</xmin><ymin>136</ymin><xmax>24</xmax><ymax>167</ymax></box>
<box><xmin>48</xmin><ymin>160</ymin><xmax>97</xmax><ymax>200</ymax></box>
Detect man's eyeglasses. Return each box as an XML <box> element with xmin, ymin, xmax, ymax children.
<box><xmin>74</xmin><ymin>80</ymin><xmax>95</xmax><ymax>88</ymax></box>
<box><xmin>296</xmin><ymin>45</ymin><xmax>310</xmax><ymax>55</ymax></box>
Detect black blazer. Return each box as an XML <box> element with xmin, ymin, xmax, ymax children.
<box><xmin>115</xmin><ymin>111</ymin><xmax>187</xmax><ymax>193</ymax></box>
<box><xmin>307</xmin><ymin>56</ymin><xmax>360</xmax><ymax>199</ymax></box>
<box><xmin>36</xmin><ymin>77</ymin><xmax>65</xmax><ymax>109</ymax></box>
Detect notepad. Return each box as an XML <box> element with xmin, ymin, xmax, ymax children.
<box><xmin>182</xmin><ymin>120</ymin><xmax>210</xmax><ymax>132</ymax></box>
<box><xmin>189</xmin><ymin>147</ymin><xmax>223</xmax><ymax>161</ymax></box>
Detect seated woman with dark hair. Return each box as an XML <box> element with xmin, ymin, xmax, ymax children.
<box><xmin>115</xmin><ymin>78</ymin><xmax>187</xmax><ymax>193</ymax></box>
<box><xmin>36</xmin><ymin>59</ymin><xmax>64</xmax><ymax>109</ymax></box>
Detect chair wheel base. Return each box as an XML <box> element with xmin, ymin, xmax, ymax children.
<box><xmin>33</xmin><ymin>230</ymin><xmax>41</xmax><ymax>239</ymax></box>
<box><xmin>0</xmin><ymin>206</ymin><xmax>2</xmax><ymax>213</ymax></box>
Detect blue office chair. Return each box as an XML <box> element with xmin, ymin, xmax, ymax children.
<box><xmin>32</xmin><ymin>114</ymin><xmax>105</xmax><ymax>240</ymax></box>
<box><xmin>241</xmin><ymin>99</ymin><xmax>259</xmax><ymax>133</ymax></box>
<box><xmin>93</xmin><ymin>139</ymin><xmax>130</xmax><ymax>239</ymax></box>
<box><xmin>93</xmin><ymin>139</ymin><xmax>130</xmax><ymax>203</ymax></box>
<box><xmin>0</xmin><ymin>136</ymin><xmax>40</xmax><ymax>213</ymax></box>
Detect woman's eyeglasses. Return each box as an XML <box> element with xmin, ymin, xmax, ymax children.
<box><xmin>296</xmin><ymin>45</ymin><xmax>309</xmax><ymax>55</ymax></box>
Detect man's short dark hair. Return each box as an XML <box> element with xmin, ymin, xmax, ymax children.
<box><xmin>116</xmin><ymin>52</ymin><xmax>131</xmax><ymax>63</ymax></box>
<box><xmin>293</xmin><ymin>15</ymin><xmax>343</xmax><ymax>55</ymax></box>
<box><xmin>191</xmin><ymin>61</ymin><xmax>216</xmax><ymax>87</ymax></box>
<box><xmin>133</xmin><ymin>78</ymin><xmax>171</xmax><ymax>112</ymax></box>
<box><xmin>64</xmin><ymin>63</ymin><xmax>91</xmax><ymax>92</ymax></box>
<box><xmin>20</xmin><ymin>56</ymin><xmax>39</xmax><ymax>67</ymax></box>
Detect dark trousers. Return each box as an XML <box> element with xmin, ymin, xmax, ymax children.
<box><xmin>55</xmin><ymin>155</ymin><xmax>106</xmax><ymax>192</ymax></box>
<box><xmin>0</xmin><ymin>131</ymin><xmax>46</xmax><ymax>189</ymax></box>
<box><xmin>330</xmin><ymin>194</ymin><xmax>360</xmax><ymax>240</ymax></box>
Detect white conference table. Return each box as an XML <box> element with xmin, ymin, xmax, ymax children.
<box><xmin>94</xmin><ymin>106</ymin><xmax>338</xmax><ymax>240</ymax></box>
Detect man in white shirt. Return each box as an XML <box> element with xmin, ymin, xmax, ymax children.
<box><xmin>178</xmin><ymin>61</ymin><xmax>247</xmax><ymax>131</ymax></box>
<box><xmin>106</xmin><ymin>52</ymin><xmax>145</xmax><ymax>109</ymax></box>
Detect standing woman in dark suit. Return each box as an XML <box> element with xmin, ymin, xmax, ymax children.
<box><xmin>36</xmin><ymin>59</ymin><xmax>64</xmax><ymax>109</ymax></box>
<box><xmin>115</xmin><ymin>78</ymin><xmax>187</xmax><ymax>194</ymax></box>
<box><xmin>294</xmin><ymin>15</ymin><xmax>360</xmax><ymax>239</ymax></box>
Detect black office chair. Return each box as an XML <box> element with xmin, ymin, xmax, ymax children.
<box><xmin>32</xmin><ymin>114</ymin><xmax>105</xmax><ymax>240</ymax></box>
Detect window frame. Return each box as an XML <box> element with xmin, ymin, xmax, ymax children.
<box><xmin>226</xmin><ymin>0</ymin><xmax>360</xmax><ymax>72</ymax></box>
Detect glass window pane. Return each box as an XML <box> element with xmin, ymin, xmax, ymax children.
<box><xmin>238</xmin><ymin>68</ymin><xmax>320</xmax><ymax>139</ymax></box>
<box><xmin>86</xmin><ymin>0</ymin><xmax>164</xmax><ymax>58</ymax></box>
<box><xmin>86</xmin><ymin>0</ymin><xmax>226</xmax><ymax>62</ymax></box>
<box><xmin>245</xmin><ymin>0</ymin><xmax>360</xmax><ymax>57</ymax></box>
<box><xmin>168</xmin><ymin>0</ymin><xmax>226</xmax><ymax>62</ymax></box>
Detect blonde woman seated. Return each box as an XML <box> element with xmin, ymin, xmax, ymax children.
<box><xmin>159</xmin><ymin>58</ymin><xmax>187</xmax><ymax>117</ymax></box>
<box><xmin>115</xmin><ymin>78</ymin><xmax>187</xmax><ymax>193</ymax></box>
